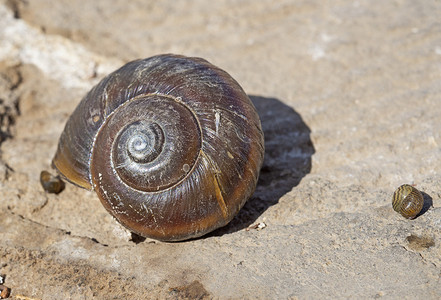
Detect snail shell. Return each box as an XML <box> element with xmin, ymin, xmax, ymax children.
<box><xmin>52</xmin><ymin>54</ymin><xmax>264</xmax><ymax>241</ymax></box>
<box><xmin>40</xmin><ymin>170</ymin><xmax>65</xmax><ymax>194</ymax></box>
<box><xmin>392</xmin><ymin>184</ymin><xmax>424</xmax><ymax>219</ymax></box>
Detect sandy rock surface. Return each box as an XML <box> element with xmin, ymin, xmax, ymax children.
<box><xmin>0</xmin><ymin>0</ymin><xmax>440</xmax><ymax>299</ymax></box>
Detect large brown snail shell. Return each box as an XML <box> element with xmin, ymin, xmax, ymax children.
<box><xmin>52</xmin><ymin>54</ymin><xmax>264</xmax><ymax>241</ymax></box>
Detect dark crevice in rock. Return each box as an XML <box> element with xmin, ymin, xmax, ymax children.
<box><xmin>130</xmin><ymin>232</ymin><xmax>146</xmax><ymax>244</ymax></box>
<box><xmin>5</xmin><ymin>0</ymin><xmax>28</xmax><ymax>19</ymax></box>
<box><xmin>90</xmin><ymin>238</ymin><xmax>108</xmax><ymax>247</ymax></box>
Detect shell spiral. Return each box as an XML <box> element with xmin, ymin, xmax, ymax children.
<box><xmin>52</xmin><ymin>54</ymin><xmax>264</xmax><ymax>241</ymax></box>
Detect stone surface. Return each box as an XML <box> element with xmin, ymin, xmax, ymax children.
<box><xmin>0</xmin><ymin>0</ymin><xmax>440</xmax><ymax>299</ymax></box>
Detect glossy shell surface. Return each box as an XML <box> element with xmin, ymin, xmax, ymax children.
<box><xmin>392</xmin><ymin>184</ymin><xmax>424</xmax><ymax>219</ymax></box>
<box><xmin>52</xmin><ymin>54</ymin><xmax>264</xmax><ymax>241</ymax></box>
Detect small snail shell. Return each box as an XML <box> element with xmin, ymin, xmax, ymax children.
<box><xmin>392</xmin><ymin>184</ymin><xmax>424</xmax><ymax>219</ymax></box>
<box><xmin>40</xmin><ymin>170</ymin><xmax>65</xmax><ymax>194</ymax></box>
<box><xmin>52</xmin><ymin>54</ymin><xmax>264</xmax><ymax>241</ymax></box>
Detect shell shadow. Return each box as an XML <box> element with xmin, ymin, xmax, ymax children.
<box><xmin>207</xmin><ymin>95</ymin><xmax>315</xmax><ymax>238</ymax></box>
